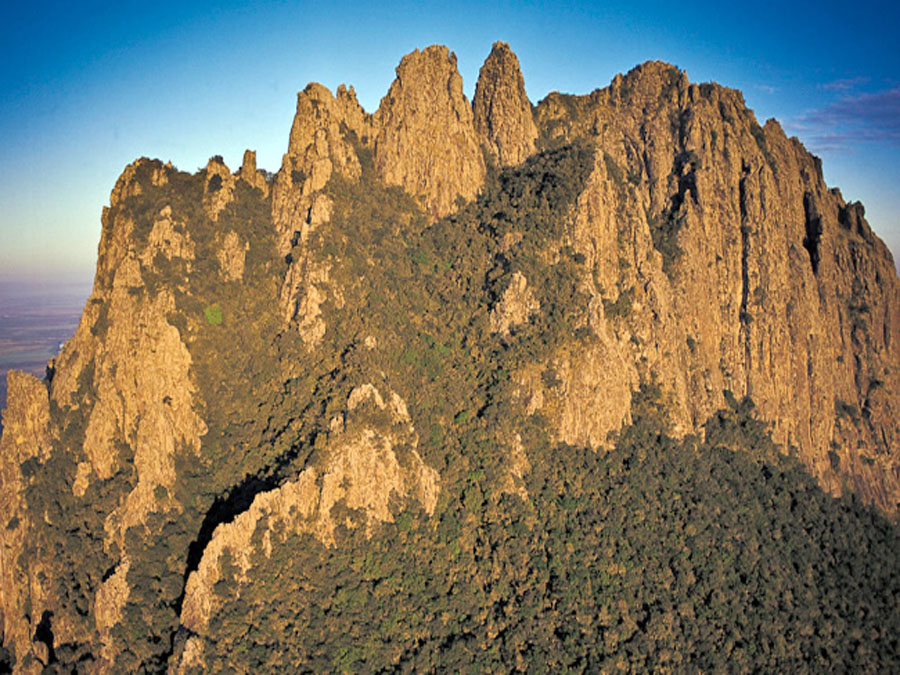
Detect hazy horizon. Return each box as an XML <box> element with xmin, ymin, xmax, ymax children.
<box><xmin>0</xmin><ymin>279</ymin><xmax>91</xmax><ymax>430</ymax></box>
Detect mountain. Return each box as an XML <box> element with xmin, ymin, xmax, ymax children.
<box><xmin>1</xmin><ymin>42</ymin><xmax>899</xmax><ymax>672</ymax></box>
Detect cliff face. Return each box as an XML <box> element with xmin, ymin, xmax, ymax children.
<box><xmin>528</xmin><ymin>62</ymin><xmax>900</xmax><ymax>509</ymax></box>
<box><xmin>373</xmin><ymin>45</ymin><xmax>486</xmax><ymax>219</ymax></box>
<box><xmin>473</xmin><ymin>41</ymin><xmax>538</xmax><ymax>166</ymax></box>
<box><xmin>1</xmin><ymin>43</ymin><xmax>898</xmax><ymax>671</ymax></box>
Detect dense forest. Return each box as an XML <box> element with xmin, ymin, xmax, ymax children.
<box><xmin>188</xmin><ymin>391</ymin><xmax>900</xmax><ymax>672</ymax></box>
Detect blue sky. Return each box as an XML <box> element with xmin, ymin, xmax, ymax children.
<box><xmin>2</xmin><ymin>0</ymin><xmax>899</xmax><ymax>282</ymax></box>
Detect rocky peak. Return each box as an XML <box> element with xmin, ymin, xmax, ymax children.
<box><xmin>473</xmin><ymin>41</ymin><xmax>537</xmax><ymax>166</ymax></box>
<box><xmin>610</xmin><ymin>60</ymin><xmax>689</xmax><ymax>108</ymax></box>
<box><xmin>108</xmin><ymin>157</ymin><xmax>168</xmax><ymax>209</ymax></box>
<box><xmin>272</xmin><ymin>81</ymin><xmax>369</xmax><ymax>255</ymax></box>
<box><xmin>3</xmin><ymin>42</ymin><xmax>900</xmax><ymax>672</ymax></box>
<box><xmin>285</xmin><ymin>82</ymin><xmax>366</xmax><ymax>182</ymax></box>
<box><xmin>373</xmin><ymin>45</ymin><xmax>486</xmax><ymax>220</ymax></box>
<box><xmin>202</xmin><ymin>155</ymin><xmax>235</xmax><ymax>220</ymax></box>
<box><xmin>335</xmin><ymin>84</ymin><xmax>371</xmax><ymax>141</ymax></box>
<box><xmin>237</xmin><ymin>149</ymin><xmax>269</xmax><ymax>196</ymax></box>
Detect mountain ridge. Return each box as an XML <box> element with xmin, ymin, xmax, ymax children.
<box><xmin>1</xmin><ymin>42</ymin><xmax>898</xmax><ymax>671</ymax></box>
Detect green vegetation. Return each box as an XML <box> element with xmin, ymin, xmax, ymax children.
<box><xmin>15</xmin><ymin>141</ymin><xmax>900</xmax><ymax>672</ymax></box>
<box><xmin>648</xmin><ymin>208</ymin><xmax>685</xmax><ymax>276</ymax></box>
<box><xmin>750</xmin><ymin>119</ymin><xmax>777</xmax><ymax>171</ymax></box>
<box><xmin>603</xmin><ymin>287</ymin><xmax>634</xmax><ymax>319</ymax></box>
<box><xmin>186</xmin><ymin>391</ymin><xmax>900</xmax><ymax>672</ymax></box>
<box><xmin>203</xmin><ymin>303</ymin><xmax>223</xmax><ymax>325</ymax></box>
<box><xmin>603</xmin><ymin>151</ymin><xmax>626</xmax><ymax>187</ymax></box>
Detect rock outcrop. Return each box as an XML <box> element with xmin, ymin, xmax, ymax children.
<box><xmin>527</xmin><ymin>62</ymin><xmax>900</xmax><ymax>511</ymax></box>
<box><xmin>0</xmin><ymin>373</ymin><xmax>53</xmax><ymax>671</ymax></box>
<box><xmin>473</xmin><ymin>41</ymin><xmax>538</xmax><ymax>166</ymax></box>
<box><xmin>178</xmin><ymin>383</ymin><xmax>438</xmax><ymax>655</ymax></box>
<box><xmin>237</xmin><ymin>149</ymin><xmax>269</xmax><ymax>197</ymax></box>
<box><xmin>373</xmin><ymin>45</ymin><xmax>486</xmax><ymax>219</ymax></box>
<box><xmin>490</xmin><ymin>271</ymin><xmax>540</xmax><ymax>335</ymax></box>
<box><xmin>272</xmin><ymin>82</ymin><xmax>368</xmax><ymax>256</ymax></box>
<box><xmin>202</xmin><ymin>156</ymin><xmax>236</xmax><ymax>220</ymax></box>
<box><xmin>272</xmin><ymin>83</ymin><xmax>369</xmax><ymax>334</ymax></box>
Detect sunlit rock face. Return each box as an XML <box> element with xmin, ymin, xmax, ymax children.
<box><xmin>473</xmin><ymin>41</ymin><xmax>538</xmax><ymax>167</ymax></box>
<box><xmin>373</xmin><ymin>45</ymin><xmax>486</xmax><ymax>220</ymax></box>
<box><xmin>530</xmin><ymin>61</ymin><xmax>899</xmax><ymax>511</ymax></box>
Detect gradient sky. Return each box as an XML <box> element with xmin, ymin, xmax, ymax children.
<box><xmin>2</xmin><ymin>0</ymin><xmax>899</xmax><ymax>282</ymax></box>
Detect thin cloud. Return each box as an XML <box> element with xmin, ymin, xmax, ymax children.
<box><xmin>755</xmin><ymin>84</ymin><xmax>776</xmax><ymax>94</ymax></box>
<box><xmin>820</xmin><ymin>76</ymin><xmax>869</xmax><ymax>91</ymax></box>
<box><xmin>791</xmin><ymin>86</ymin><xmax>900</xmax><ymax>152</ymax></box>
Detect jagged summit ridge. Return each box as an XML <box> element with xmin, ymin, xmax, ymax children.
<box><xmin>372</xmin><ymin>45</ymin><xmax>486</xmax><ymax>219</ymax></box>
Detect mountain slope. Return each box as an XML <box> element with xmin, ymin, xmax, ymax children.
<box><xmin>1</xmin><ymin>42</ymin><xmax>898</xmax><ymax>672</ymax></box>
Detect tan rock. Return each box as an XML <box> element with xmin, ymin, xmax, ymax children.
<box><xmin>216</xmin><ymin>230</ymin><xmax>249</xmax><ymax>281</ymax></box>
<box><xmin>237</xmin><ymin>149</ymin><xmax>269</xmax><ymax>196</ymax></box>
<box><xmin>0</xmin><ymin>159</ymin><xmax>210</xmax><ymax>664</ymax></box>
<box><xmin>272</xmin><ymin>82</ymin><xmax>369</xmax><ymax>256</ymax></box>
<box><xmin>534</xmin><ymin>61</ymin><xmax>900</xmax><ymax>513</ymax></box>
<box><xmin>473</xmin><ymin>41</ymin><xmax>538</xmax><ymax>166</ymax></box>
<box><xmin>0</xmin><ymin>372</ymin><xmax>53</xmax><ymax>671</ymax></box>
<box><xmin>93</xmin><ymin>559</ymin><xmax>130</xmax><ymax>665</ymax></box>
<box><xmin>273</xmin><ymin>83</ymin><xmax>369</xmax><ymax>334</ymax></box>
<box><xmin>373</xmin><ymin>45</ymin><xmax>486</xmax><ymax>219</ymax></box>
<box><xmin>109</xmin><ymin>157</ymin><xmax>168</xmax><ymax>207</ymax></box>
<box><xmin>179</xmin><ymin>384</ymin><xmax>439</xmax><ymax>635</ymax></box>
<box><xmin>141</xmin><ymin>205</ymin><xmax>195</xmax><ymax>268</ymax></box>
<box><xmin>490</xmin><ymin>271</ymin><xmax>539</xmax><ymax>334</ymax></box>
<box><xmin>202</xmin><ymin>156</ymin><xmax>235</xmax><ymax>221</ymax></box>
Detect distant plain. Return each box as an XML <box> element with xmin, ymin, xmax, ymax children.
<box><xmin>0</xmin><ymin>281</ymin><xmax>90</xmax><ymax>432</ymax></box>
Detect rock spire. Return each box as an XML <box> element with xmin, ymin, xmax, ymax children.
<box><xmin>373</xmin><ymin>45</ymin><xmax>486</xmax><ymax>219</ymax></box>
<box><xmin>473</xmin><ymin>41</ymin><xmax>538</xmax><ymax>166</ymax></box>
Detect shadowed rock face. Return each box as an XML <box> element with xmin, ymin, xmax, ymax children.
<box><xmin>1</xmin><ymin>42</ymin><xmax>899</xmax><ymax>671</ymax></box>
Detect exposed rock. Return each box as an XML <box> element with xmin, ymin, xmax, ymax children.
<box><xmin>0</xmin><ymin>372</ymin><xmax>53</xmax><ymax>671</ymax></box>
<box><xmin>291</xmin><ymin>260</ymin><xmax>331</xmax><ymax>345</ymax></box>
<box><xmin>180</xmin><ymin>385</ymin><xmax>438</xmax><ymax>634</ymax></box>
<box><xmin>93</xmin><ymin>559</ymin><xmax>130</xmax><ymax>665</ymax></box>
<box><xmin>216</xmin><ymin>230</ymin><xmax>248</xmax><ymax>281</ymax></box>
<box><xmin>499</xmin><ymin>433</ymin><xmax>530</xmax><ymax>499</ymax></box>
<box><xmin>273</xmin><ymin>83</ymin><xmax>368</xmax><ymax>334</ymax></box>
<box><xmin>174</xmin><ymin>636</ymin><xmax>206</xmax><ymax>673</ymax></box>
<box><xmin>373</xmin><ymin>45</ymin><xmax>486</xmax><ymax>219</ymax></box>
<box><xmin>473</xmin><ymin>41</ymin><xmax>538</xmax><ymax>166</ymax></box>
<box><xmin>141</xmin><ymin>205</ymin><xmax>195</xmax><ymax>268</ymax></box>
<box><xmin>272</xmin><ymin>82</ymin><xmax>369</xmax><ymax>256</ymax></box>
<box><xmin>533</xmin><ymin>62</ymin><xmax>900</xmax><ymax>512</ymax></box>
<box><xmin>236</xmin><ymin>149</ymin><xmax>269</xmax><ymax>197</ymax></box>
<box><xmin>56</xmin><ymin>197</ymin><xmax>207</xmax><ymax>530</ymax></box>
<box><xmin>202</xmin><ymin>156</ymin><xmax>235</xmax><ymax>221</ymax></box>
<box><xmin>3</xmin><ymin>43</ymin><xmax>900</xmax><ymax>672</ymax></box>
<box><xmin>490</xmin><ymin>271</ymin><xmax>539</xmax><ymax>334</ymax></box>
<box><xmin>0</xmin><ymin>160</ymin><xmax>210</xmax><ymax>664</ymax></box>
<box><xmin>109</xmin><ymin>158</ymin><xmax>168</xmax><ymax>207</ymax></box>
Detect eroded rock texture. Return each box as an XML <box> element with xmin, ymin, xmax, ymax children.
<box><xmin>526</xmin><ymin>61</ymin><xmax>900</xmax><ymax>511</ymax></box>
<box><xmin>373</xmin><ymin>45</ymin><xmax>486</xmax><ymax>219</ymax></box>
<box><xmin>473</xmin><ymin>41</ymin><xmax>538</xmax><ymax>166</ymax></box>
